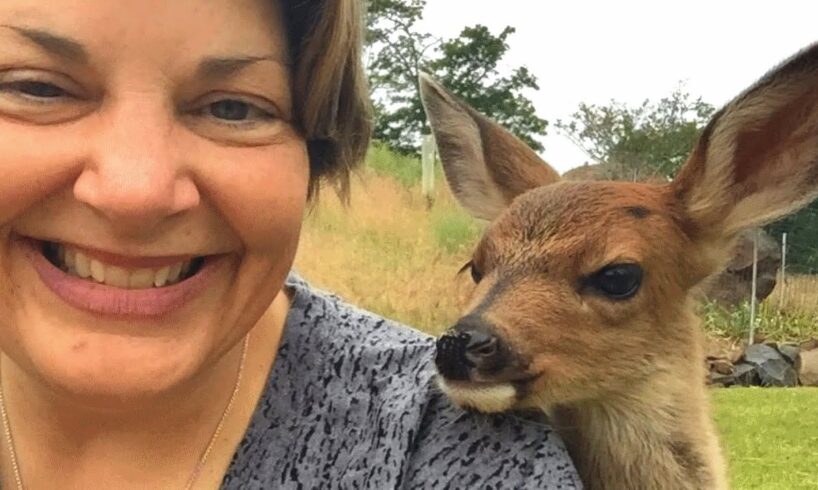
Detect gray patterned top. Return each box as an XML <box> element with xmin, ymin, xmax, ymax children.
<box><xmin>221</xmin><ymin>274</ymin><xmax>581</xmax><ymax>489</ymax></box>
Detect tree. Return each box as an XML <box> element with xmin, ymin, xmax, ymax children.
<box><xmin>766</xmin><ymin>201</ymin><xmax>818</xmax><ymax>274</ymax></box>
<box><xmin>365</xmin><ymin>1</ymin><xmax>547</xmax><ymax>153</ymax></box>
<box><xmin>555</xmin><ymin>86</ymin><xmax>714</xmax><ymax>180</ymax></box>
<box><xmin>427</xmin><ymin>26</ymin><xmax>547</xmax><ymax>152</ymax></box>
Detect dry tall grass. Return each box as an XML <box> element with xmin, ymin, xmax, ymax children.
<box><xmin>294</xmin><ymin>167</ymin><xmax>480</xmax><ymax>335</ymax></box>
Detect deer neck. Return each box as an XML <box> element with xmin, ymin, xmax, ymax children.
<box><xmin>550</xmin><ymin>370</ymin><xmax>727</xmax><ymax>490</ymax></box>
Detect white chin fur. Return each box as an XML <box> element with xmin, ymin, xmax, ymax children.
<box><xmin>437</xmin><ymin>377</ymin><xmax>517</xmax><ymax>413</ymax></box>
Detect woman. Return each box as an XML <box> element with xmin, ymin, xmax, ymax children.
<box><xmin>0</xmin><ymin>0</ymin><xmax>580</xmax><ymax>488</ymax></box>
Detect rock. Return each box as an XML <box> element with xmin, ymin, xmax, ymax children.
<box><xmin>708</xmin><ymin>371</ymin><xmax>735</xmax><ymax>387</ymax></box>
<box><xmin>741</xmin><ymin>344</ymin><xmax>799</xmax><ymax>387</ymax></box>
<box><xmin>733</xmin><ymin>362</ymin><xmax>760</xmax><ymax>386</ymax></box>
<box><xmin>702</xmin><ymin>229</ymin><xmax>781</xmax><ymax>307</ymax></box>
<box><xmin>707</xmin><ymin>357</ymin><xmax>735</xmax><ymax>375</ymax></box>
<box><xmin>799</xmin><ymin>349</ymin><xmax>818</xmax><ymax>387</ymax></box>
<box><xmin>705</xmin><ymin>356</ymin><xmax>736</xmax><ymax>387</ymax></box>
<box><xmin>777</xmin><ymin>343</ymin><xmax>801</xmax><ymax>369</ymax></box>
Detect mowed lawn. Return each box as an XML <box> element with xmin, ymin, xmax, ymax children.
<box><xmin>295</xmin><ymin>163</ymin><xmax>818</xmax><ymax>489</ymax></box>
<box><xmin>713</xmin><ymin>388</ymin><xmax>818</xmax><ymax>489</ymax></box>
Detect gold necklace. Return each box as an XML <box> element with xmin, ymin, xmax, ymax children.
<box><xmin>0</xmin><ymin>334</ymin><xmax>250</xmax><ymax>490</ymax></box>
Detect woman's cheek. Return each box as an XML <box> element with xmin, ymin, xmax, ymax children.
<box><xmin>0</xmin><ymin>124</ymin><xmax>89</xmax><ymax>225</ymax></box>
<box><xmin>200</xmin><ymin>136</ymin><xmax>310</xmax><ymax>254</ymax></box>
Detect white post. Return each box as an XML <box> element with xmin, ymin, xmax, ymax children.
<box><xmin>749</xmin><ymin>229</ymin><xmax>759</xmax><ymax>345</ymax></box>
<box><xmin>421</xmin><ymin>134</ymin><xmax>436</xmax><ymax>209</ymax></box>
<box><xmin>779</xmin><ymin>232</ymin><xmax>788</xmax><ymax>307</ymax></box>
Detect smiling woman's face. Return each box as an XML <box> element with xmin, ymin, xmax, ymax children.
<box><xmin>0</xmin><ymin>0</ymin><xmax>308</xmax><ymax>399</ymax></box>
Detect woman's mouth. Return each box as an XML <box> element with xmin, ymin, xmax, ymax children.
<box><xmin>20</xmin><ymin>237</ymin><xmax>225</xmax><ymax>319</ymax></box>
<box><xmin>41</xmin><ymin>241</ymin><xmax>203</xmax><ymax>289</ymax></box>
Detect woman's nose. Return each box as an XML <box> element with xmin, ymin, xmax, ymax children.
<box><xmin>72</xmin><ymin>98</ymin><xmax>200</xmax><ymax>235</ymax></box>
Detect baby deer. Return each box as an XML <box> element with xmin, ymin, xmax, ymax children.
<box><xmin>420</xmin><ymin>42</ymin><xmax>818</xmax><ymax>490</ymax></box>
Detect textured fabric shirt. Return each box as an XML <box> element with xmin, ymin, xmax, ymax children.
<box><xmin>221</xmin><ymin>274</ymin><xmax>582</xmax><ymax>489</ymax></box>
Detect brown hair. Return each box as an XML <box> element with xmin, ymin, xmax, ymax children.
<box><xmin>282</xmin><ymin>0</ymin><xmax>372</xmax><ymax>199</ymax></box>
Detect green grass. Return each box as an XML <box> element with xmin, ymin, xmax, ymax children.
<box><xmin>430</xmin><ymin>209</ymin><xmax>484</xmax><ymax>254</ymax></box>
<box><xmin>713</xmin><ymin>388</ymin><xmax>818</xmax><ymax>489</ymax></box>
<box><xmin>701</xmin><ymin>301</ymin><xmax>818</xmax><ymax>342</ymax></box>
<box><xmin>364</xmin><ymin>142</ymin><xmax>423</xmax><ymax>187</ymax></box>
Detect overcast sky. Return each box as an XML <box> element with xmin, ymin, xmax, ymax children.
<box><xmin>418</xmin><ymin>0</ymin><xmax>818</xmax><ymax>174</ymax></box>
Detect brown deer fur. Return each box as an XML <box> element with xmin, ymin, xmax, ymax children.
<box><xmin>419</xmin><ymin>42</ymin><xmax>818</xmax><ymax>490</ymax></box>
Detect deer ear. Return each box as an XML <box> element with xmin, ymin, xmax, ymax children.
<box><xmin>673</xmin><ymin>42</ymin><xmax>818</xmax><ymax>242</ymax></box>
<box><xmin>418</xmin><ymin>73</ymin><xmax>560</xmax><ymax>220</ymax></box>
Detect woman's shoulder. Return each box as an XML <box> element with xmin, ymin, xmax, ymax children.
<box><xmin>284</xmin><ymin>272</ymin><xmax>437</xmax><ymax>360</ymax></box>
<box><xmin>221</xmin><ymin>274</ymin><xmax>581</xmax><ymax>489</ymax></box>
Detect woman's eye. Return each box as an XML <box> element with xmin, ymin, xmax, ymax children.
<box><xmin>209</xmin><ymin>99</ymin><xmax>251</xmax><ymax>121</ymax></box>
<box><xmin>0</xmin><ymin>73</ymin><xmax>90</xmax><ymax>124</ymax></box>
<box><xmin>205</xmin><ymin>98</ymin><xmax>274</xmax><ymax>123</ymax></box>
<box><xmin>2</xmin><ymin>80</ymin><xmax>68</xmax><ymax>100</ymax></box>
<box><xmin>588</xmin><ymin>263</ymin><xmax>643</xmax><ymax>300</ymax></box>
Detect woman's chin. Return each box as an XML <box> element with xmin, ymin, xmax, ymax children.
<box><xmin>14</xmin><ymin>317</ymin><xmax>216</xmax><ymax>407</ymax></box>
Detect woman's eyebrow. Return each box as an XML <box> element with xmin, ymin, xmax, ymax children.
<box><xmin>197</xmin><ymin>55</ymin><xmax>291</xmax><ymax>80</ymax></box>
<box><xmin>0</xmin><ymin>25</ymin><xmax>89</xmax><ymax>65</ymax></box>
<box><xmin>0</xmin><ymin>24</ymin><xmax>288</xmax><ymax>79</ymax></box>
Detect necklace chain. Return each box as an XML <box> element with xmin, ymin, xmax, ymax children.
<box><xmin>0</xmin><ymin>334</ymin><xmax>250</xmax><ymax>490</ymax></box>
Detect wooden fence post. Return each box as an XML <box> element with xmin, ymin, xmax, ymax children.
<box><xmin>421</xmin><ymin>134</ymin><xmax>437</xmax><ymax>209</ymax></box>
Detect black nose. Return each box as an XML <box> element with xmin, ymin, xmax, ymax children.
<box><xmin>435</xmin><ymin>317</ymin><xmax>507</xmax><ymax>381</ymax></box>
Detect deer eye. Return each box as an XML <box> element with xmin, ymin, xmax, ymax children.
<box><xmin>460</xmin><ymin>260</ymin><xmax>484</xmax><ymax>283</ymax></box>
<box><xmin>588</xmin><ymin>263</ymin><xmax>643</xmax><ymax>300</ymax></box>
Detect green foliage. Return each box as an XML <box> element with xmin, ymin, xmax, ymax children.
<box><xmin>766</xmin><ymin>200</ymin><xmax>818</xmax><ymax>274</ymax></box>
<box><xmin>699</xmin><ymin>301</ymin><xmax>818</xmax><ymax>342</ymax></box>
<box><xmin>365</xmin><ymin>0</ymin><xmax>547</xmax><ymax>153</ymax></box>
<box><xmin>556</xmin><ymin>85</ymin><xmax>714</xmax><ymax>180</ymax></box>
<box><xmin>426</xmin><ymin>26</ymin><xmax>547</xmax><ymax>152</ymax></box>
<box><xmin>430</xmin><ymin>209</ymin><xmax>483</xmax><ymax>254</ymax></box>
<box><xmin>364</xmin><ymin>141</ymin><xmax>422</xmax><ymax>187</ymax></box>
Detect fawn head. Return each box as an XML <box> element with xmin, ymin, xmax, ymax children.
<box><xmin>420</xmin><ymin>43</ymin><xmax>818</xmax><ymax>413</ymax></box>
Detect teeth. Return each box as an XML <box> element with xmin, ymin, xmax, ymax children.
<box><xmin>51</xmin><ymin>244</ymin><xmax>196</xmax><ymax>289</ymax></box>
<box><xmin>168</xmin><ymin>263</ymin><xmax>182</xmax><ymax>283</ymax></box>
<box><xmin>75</xmin><ymin>252</ymin><xmax>91</xmax><ymax>278</ymax></box>
<box><xmin>90</xmin><ymin>259</ymin><xmax>106</xmax><ymax>283</ymax></box>
<box><xmin>131</xmin><ymin>268</ymin><xmax>156</xmax><ymax>289</ymax></box>
<box><xmin>153</xmin><ymin>266</ymin><xmax>170</xmax><ymax>288</ymax></box>
<box><xmin>105</xmin><ymin>266</ymin><xmax>129</xmax><ymax>288</ymax></box>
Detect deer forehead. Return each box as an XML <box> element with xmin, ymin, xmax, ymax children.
<box><xmin>478</xmin><ymin>181</ymin><xmax>686</xmax><ymax>270</ymax></box>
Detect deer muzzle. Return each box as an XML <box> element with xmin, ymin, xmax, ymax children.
<box><xmin>435</xmin><ymin>315</ymin><xmax>511</xmax><ymax>381</ymax></box>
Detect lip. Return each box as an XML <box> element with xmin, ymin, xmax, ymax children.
<box><xmin>62</xmin><ymin>243</ymin><xmax>196</xmax><ymax>269</ymax></box>
<box><xmin>20</xmin><ymin>237</ymin><xmax>226</xmax><ymax>319</ymax></box>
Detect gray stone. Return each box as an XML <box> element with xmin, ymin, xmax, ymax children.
<box><xmin>733</xmin><ymin>362</ymin><xmax>760</xmax><ymax>386</ymax></box>
<box><xmin>777</xmin><ymin>343</ymin><xmax>801</xmax><ymax>369</ymax></box>
<box><xmin>708</xmin><ymin>371</ymin><xmax>735</xmax><ymax>387</ymax></box>
<box><xmin>742</xmin><ymin>344</ymin><xmax>799</xmax><ymax>387</ymax></box>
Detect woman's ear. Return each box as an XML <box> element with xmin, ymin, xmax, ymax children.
<box><xmin>673</xmin><ymin>42</ymin><xmax>818</xmax><ymax>240</ymax></box>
